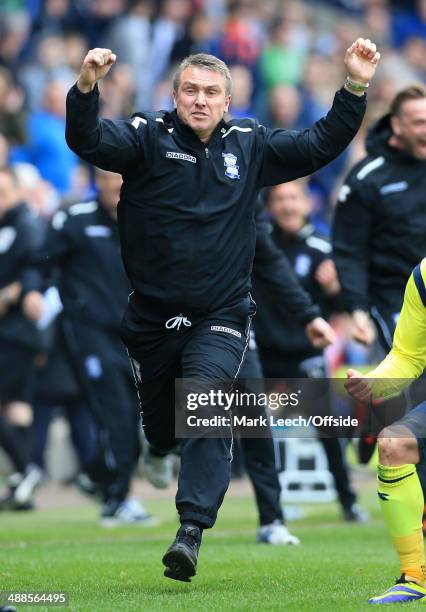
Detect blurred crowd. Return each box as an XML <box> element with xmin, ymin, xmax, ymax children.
<box><xmin>0</xmin><ymin>0</ymin><xmax>424</xmax><ymax>227</ymax></box>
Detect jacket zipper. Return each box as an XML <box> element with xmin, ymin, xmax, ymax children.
<box><xmin>187</xmin><ymin>144</ymin><xmax>210</xmax><ymax>297</ymax></box>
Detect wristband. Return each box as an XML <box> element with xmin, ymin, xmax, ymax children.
<box><xmin>345</xmin><ymin>76</ymin><xmax>369</xmax><ymax>93</ymax></box>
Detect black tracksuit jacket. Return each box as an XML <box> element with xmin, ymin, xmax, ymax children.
<box><xmin>253</xmin><ymin>223</ymin><xmax>334</xmax><ymax>357</ymax></box>
<box><xmin>0</xmin><ymin>202</ymin><xmax>43</xmax><ymax>348</ymax></box>
<box><xmin>66</xmin><ymin>84</ymin><xmax>365</xmax><ymax>319</ymax></box>
<box><xmin>253</xmin><ymin>204</ymin><xmax>320</xmax><ymax>326</ymax></box>
<box><xmin>333</xmin><ymin>113</ymin><xmax>426</xmax><ymax>315</ymax></box>
<box><xmin>33</xmin><ymin>200</ymin><xmax>129</xmax><ymax>331</ymax></box>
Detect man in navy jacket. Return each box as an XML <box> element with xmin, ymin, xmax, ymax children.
<box><xmin>66</xmin><ymin>40</ymin><xmax>380</xmax><ymax>581</ymax></box>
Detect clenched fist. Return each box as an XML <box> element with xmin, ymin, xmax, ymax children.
<box><xmin>77</xmin><ymin>48</ymin><xmax>117</xmax><ymax>93</ymax></box>
<box><xmin>344</xmin><ymin>38</ymin><xmax>381</xmax><ymax>94</ymax></box>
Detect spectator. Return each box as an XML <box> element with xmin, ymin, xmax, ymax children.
<box><xmin>13</xmin><ymin>79</ymin><xmax>78</xmax><ymax>194</ymax></box>
<box><xmin>259</xmin><ymin>17</ymin><xmax>308</xmax><ymax>89</ymax></box>
<box><xmin>228</xmin><ymin>64</ymin><xmax>255</xmax><ymax>118</ymax></box>
<box><xmin>19</xmin><ymin>34</ymin><xmax>75</xmax><ymax>111</ymax></box>
<box><xmin>108</xmin><ymin>0</ymin><xmax>153</xmax><ymax>108</ymax></box>
<box><xmin>148</xmin><ymin>0</ymin><xmax>193</xmax><ymax>105</ymax></box>
<box><xmin>253</xmin><ymin>180</ymin><xmax>368</xmax><ymax>523</ymax></box>
<box><xmin>217</xmin><ymin>1</ymin><xmax>262</xmax><ymax>69</ymax></box>
<box><xmin>0</xmin><ymin>67</ymin><xmax>26</xmax><ymax>146</ymax></box>
<box><xmin>0</xmin><ymin>165</ymin><xmax>45</xmax><ymax>510</ymax></box>
<box><xmin>267</xmin><ymin>84</ymin><xmax>303</xmax><ymax>129</ymax></box>
<box><xmin>0</xmin><ymin>9</ymin><xmax>31</xmax><ymax>71</ymax></box>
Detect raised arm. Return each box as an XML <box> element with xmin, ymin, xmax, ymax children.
<box><xmin>259</xmin><ymin>38</ymin><xmax>380</xmax><ymax>187</ymax></box>
<box><xmin>66</xmin><ymin>48</ymin><xmax>144</xmax><ymax>174</ymax></box>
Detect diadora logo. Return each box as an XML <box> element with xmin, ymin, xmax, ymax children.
<box><xmin>211</xmin><ymin>325</ymin><xmax>241</xmax><ymax>338</ymax></box>
<box><xmin>222</xmin><ymin>152</ymin><xmax>240</xmax><ymax>180</ymax></box>
<box><xmin>166</xmin><ymin>151</ymin><xmax>197</xmax><ymax>163</ymax></box>
<box><xmin>165</xmin><ymin>314</ymin><xmax>192</xmax><ymax>331</ymax></box>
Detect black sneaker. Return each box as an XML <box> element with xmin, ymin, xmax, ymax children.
<box><xmin>162</xmin><ymin>524</ymin><xmax>201</xmax><ymax>582</ymax></box>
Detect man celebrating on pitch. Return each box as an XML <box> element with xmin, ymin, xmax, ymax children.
<box><xmin>66</xmin><ymin>39</ymin><xmax>380</xmax><ymax>582</ymax></box>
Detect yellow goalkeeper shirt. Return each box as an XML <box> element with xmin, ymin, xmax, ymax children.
<box><xmin>369</xmin><ymin>258</ymin><xmax>426</xmax><ymax>398</ymax></box>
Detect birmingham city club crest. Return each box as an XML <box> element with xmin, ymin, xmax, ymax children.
<box><xmin>222</xmin><ymin>152</ymin><xmax>240</xmax><ymax>180</ymax></box>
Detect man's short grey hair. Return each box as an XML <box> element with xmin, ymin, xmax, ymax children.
<box><xmin>173</xmin><ymin>54</ymin><xmax>232</xmax><ymax>96</ymax></box>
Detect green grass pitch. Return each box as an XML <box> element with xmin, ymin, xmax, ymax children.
<box><xmin>0</xmin><ymin>487</ymin><xmax>419</xmax><ymax>611</ymax></box>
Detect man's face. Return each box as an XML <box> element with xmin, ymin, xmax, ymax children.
<box><xmin>95</xmin><ymin>170</ymin><xmax>123</xmax><ymax>217</ymax></box>
<box><xmin>268</xmin><ymin>182</ymin><xmax>311</xmax><ymax>234</ymax></box>
<box><xmin>0</xmin><ymin>171</ymin><xmax>19</xmax><ymax>216</ymax></box>
<box><xmin>391</xmin><ymin>98</ymin><xmax>426</xmax><ymax>160</ymax></box>
<box><xmin>173</xmin><ymin>66</ymin><xmax>231</xmax><ymax>142</ymax></box>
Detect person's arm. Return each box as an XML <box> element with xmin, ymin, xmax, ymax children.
<box><xmin>370</xmin><ymin>263</ymin><xmax>426</xmax><ymax>381</ymax></box>
<box><xmin>23</xmin><ymin>208</ymin><xmax>77</xmax><ymax>299</ymax></box>
<box><xmin>22</xmin><ymin>210</ymin><xmax>79</xmax><ymax>324</ymax></box>
<box><xmin>18</xmin><ymin>213</ymin><xmax>47</xmax><ymax>296</ymax></box>
<box><xmin>66</xmin><ymin>48</ymin><xmax>145</xmax><ymax>173</ymax></box>
<box><xmin>253</xmin><ymin>205</ymin><xmax>336</xmax><ymax>348</ymax></box>
<box><xmin>12</xmin><ymin>212</ymin><xmax>46</xmax><ymax>322</ymax></box>
<box><xmin>332</xmin><ymin>169</ymin><xmax>377</xmax><ymax>345</ymax></box>
<box><xmin>259</xmin><ymin>38</ymin><xmax>380</xmax><ymax>187</ymax></box>
<box><xmin>345</xmin><ymin>260</ymin><xmax>426</xmax><ymax>401</ymax></box>
<box><xmin>332</xmin><ymin>174</ymin><xmax>372</xmax><ymax>312</ymax></box>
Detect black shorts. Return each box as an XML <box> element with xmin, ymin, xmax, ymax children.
<box><xmin>0</xmin><ymin>340</ymin><xmax>37</xmax><ymax>404</ymax></box>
